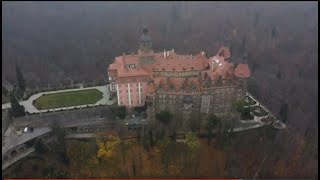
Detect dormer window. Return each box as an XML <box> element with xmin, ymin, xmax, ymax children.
<box><xmin>127</xmin><ymin>64</ymin><xmax>136</xmax><ymax>69</ymax></box>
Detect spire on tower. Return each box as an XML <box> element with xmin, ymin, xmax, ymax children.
<box><xmin>242</xmin><ymin>52</ymin><xmax>248</xmax><ymax>64</ymax></box>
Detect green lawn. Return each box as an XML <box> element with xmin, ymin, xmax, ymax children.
<box><xmin>33</xmin><ymin>89</ymin><xmax>103</xmax><ymax>110</ymax></box>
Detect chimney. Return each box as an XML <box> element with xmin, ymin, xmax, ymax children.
<box><xmin>163</xmin><ymin>50</ymin><xmax>166</xmax><ymax>59</ymax></box>
<box><xmin>167</xmin><ymin>51</ymin><xmax>170</xmax><ymax>57</ymax></box>
<box><xmin>190</xmin><ymin>54</ymin><xmax>192</xmax><ymax>59</ymax></box>
<box><xmin>172</xmin><ymin>49</ymin><xmax>174</xmax><ymax>53</ymax></box>
<box><xmin>201</xmin><ymin>51</ymin><xmax>205</xmax><ymax>56</ymax></box>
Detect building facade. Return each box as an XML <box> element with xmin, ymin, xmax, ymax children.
<box><xmin>107</xmin><ymin>27</ymin><xmax>250</xmax><ymax>130</ymax></box>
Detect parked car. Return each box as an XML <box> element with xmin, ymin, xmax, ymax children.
<box><xmin>23</xmin><ymin>127</ymin><xmax>34</xmax><ymax>133</ymax></box>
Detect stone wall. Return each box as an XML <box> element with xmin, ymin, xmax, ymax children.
<box><xmin>2</xmin><ymin>109</ymin><xmax>11</xmax><ymax>136</ymax></box>
<box><xmin>13</xmin><ymin>106</ymin><xmax>114</xmax><ymax>128</ymax></box>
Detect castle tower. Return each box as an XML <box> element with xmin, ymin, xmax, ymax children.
<box><xmin>139</xmin><ymin>26</ymin><xmax>153</xmax><ymax>53</ymax></box>
<box><xmin>235</xmin><ymin>52</ymin><xmax>250</xmax><ymax>93</ymax></box>
<box><xmin>222</xmin><ymin>32</ymin><xmax>230</xmax><ymax>48</ymax></box>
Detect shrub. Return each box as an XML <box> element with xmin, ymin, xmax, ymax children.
<box><xmin>156</xmin><ymin>111</ymin><xmax>173</xmax><ymax>124</ymax></box>
<box><xmin>111</xmin><ymin>106</ymin><xmax>127</xmax><ymax>119</ymax></box>
<box><xmin>34</xmin><ymin>140</ymin><xmax>47</xmax><ymax>154</ymax></box>
<box><xmin>134</xmin><ymin>103</ymin><xmax>147</xmax><ymax>114</ymax></box>
<box><xmin>32</xmin><ymin>164</ymin><xmax>39</xmax><ymax>171</ymax></box>
<box><xmin>241</xmin><ymin>108</ymin><xmax>253</xmax><ymax>120</ymax></box>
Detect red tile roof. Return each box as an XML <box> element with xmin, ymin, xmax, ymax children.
<box><xmin>107</xmin><ymin>46</ymin><xmax>250</xmax><ymax>92</ymax></box>
<box><xmin>234</xmin><ymin>64</ymin><xmax>251</xmax><ymax>78</ymax></box>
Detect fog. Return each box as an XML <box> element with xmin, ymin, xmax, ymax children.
<box><xmin>2</xmin><ymin>1</ymin><xmax>318</xmax><ymax>178</ymax></box>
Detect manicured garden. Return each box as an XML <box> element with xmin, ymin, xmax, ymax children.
<box><xmin>33</xmin><ymin>89</ymin><xmax>103</xmax><ymax>110</ymax></box>
<box><xmin>250</xmin><ymin>106</ymin><xmax>268</xmax><ymax>117</ymax></box>
<box><xmin>244</xmin><ymin>96</ymin><xmax>256</xmax><ymax>106</ymax></box>
<box><xmin>241</xmin><ymin>108</ymin><xmax>254</xmax><ymax>120</ymax></box>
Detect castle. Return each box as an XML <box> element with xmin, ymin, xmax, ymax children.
<box><xmin>107</xmin><ymin>27</ymin><xmax>250</xmax><ymax>130</ymax></box>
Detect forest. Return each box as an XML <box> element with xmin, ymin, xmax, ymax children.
<box><xmin>2</xmin><ymin>1</ymin><xmax>318</xmax><ymax>178</ymax></box>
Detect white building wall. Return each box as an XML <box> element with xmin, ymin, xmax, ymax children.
<box><xmin>116</xmin><ymin>84</ymin><xmax>120</xmax><ymax>106</ymax></box>
<box><xmin>128</xmin><ymin>83</ymin><xmax>131</xmax><ymax>106</ymax></box>
<box><xmin>138</xmin><ymin>82</ymin><xmax>141</xmax><ymax>104</ymax></box>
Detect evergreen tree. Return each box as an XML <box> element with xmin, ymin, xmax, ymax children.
<box><xmin>34</xmin><ymin>140</ymin><xmax>47</xmax><ymax>154</ymax></box>
<box><xmin>111</xmin><ymin>105</ymin><xmax>127</xmax><ymax>119</ymax></box>
<box><xmin>16</xmin><ymin>64</ymin><xmax>26</xmax><ymax>91</ymax></box>
<box><xmin>10</xmin><ymin>93</ymin><xmax>25</xmax><ymax>117</ymax></box>
<box><xmin>279</xmin><ymin>103</ymin><xmax>289</xmax><ymax>123</ymax></box>
<box><xmin>206</xmin><ymin>114</ymin><xmax>219</xmax><ymax>145</ymax></box>
<box><xmin>156</xmin><ymin>110</ymin><xmax>173</xmax><ymax>124</ymax></box>
<box><xmin>233</xmin><ymin>99</ymin><xmax>245</xmax><ymax>115</ymax></box>
<box><xmin>2</xmin><ymin>86</ymin><xmax>8</xmax><ymax>96</ymax></box>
